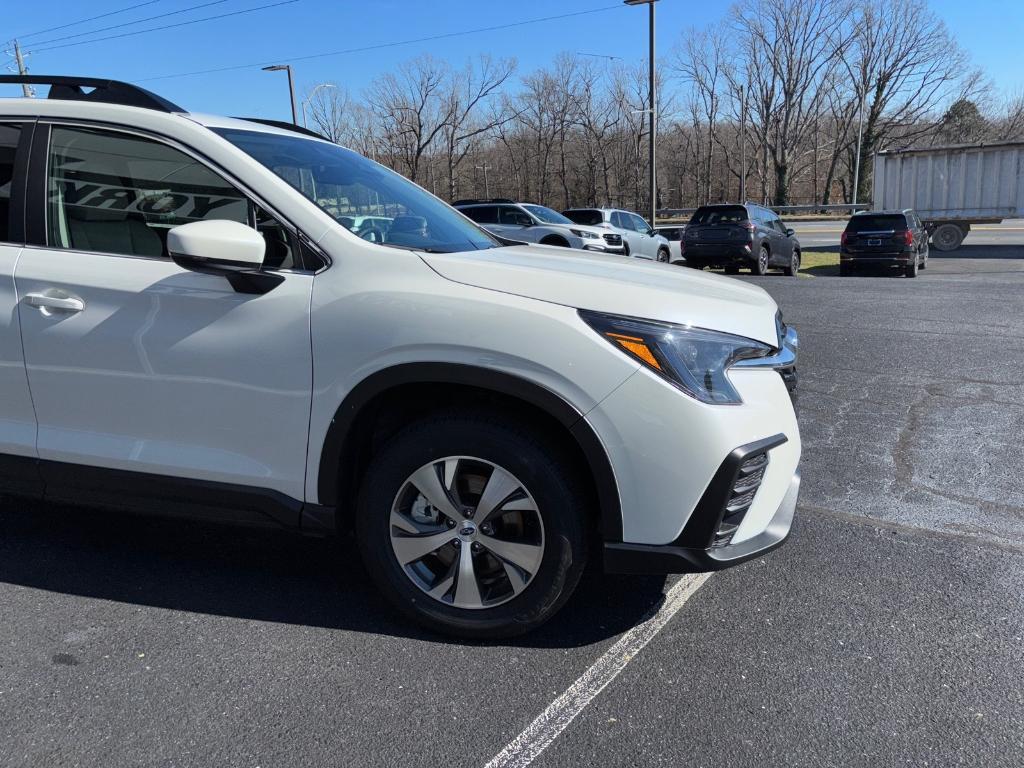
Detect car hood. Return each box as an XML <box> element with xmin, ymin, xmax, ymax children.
<box><xmin>420</xmin><ymin>246</ymin><xmax>780</xmax><ymax>346</ymax></box>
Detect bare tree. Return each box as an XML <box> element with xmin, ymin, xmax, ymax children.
<box><xmin>305</xmin><ymin>84</ymin><xmax>350</xmax><ymax>143</ymax></box>
<box><xmin>368</xmin><ymin>55</ymin><xmax>453</xmax><ymax>182</ymax></box>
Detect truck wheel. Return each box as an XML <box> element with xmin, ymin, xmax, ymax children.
<box><xmin>355</xmin><ymin>412</ymin><xmax>588</xmax><ymax>639</ymax></box>
<box><xmin>931</xmin><ymin>224</ymin><xmax>964</xmax><ymax>251</ymax></box>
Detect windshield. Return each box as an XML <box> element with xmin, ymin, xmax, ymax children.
<box><xmin>214</xmin><ymin>128</ymin><xmax>499</xmax><ymax>253</ymax></box>
<box><xmin>563</xmin><ymin>209</ymin><xmax>603</xmax><ymax>226</ymax></box>
<box><xmin>522</xmin><ymin>204</ymin><xmax>574</xmax><ymax>225</ymax></box>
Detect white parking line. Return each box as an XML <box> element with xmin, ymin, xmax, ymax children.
<box><xmin>483</xmin><ymin>572</ymin><xmax>713</xmax><ymax>768</ymax></box>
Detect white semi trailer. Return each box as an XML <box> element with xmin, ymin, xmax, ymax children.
<box><xmin>872</xmin><ymin>141</ymin><xmax>1024</xmax><ymax>250</ymax></box>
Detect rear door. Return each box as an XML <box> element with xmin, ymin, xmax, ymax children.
<box><xmin>768</xmin><ymin>213</ymin><xmax>794</xmax><ymax>262</ymax></box>
<box><xmin>0</xmin><ymin>120</ymin><xmax>41</xmax><ymax>495</ymax></box>
<box><xmin>612</xmin><ymin>211</ymin><xmax>641</xmax><ymax>256</ymax></box>
<box><xmin>14</xmin><ymin>122</ymin><xmax>314</xmax><ymax>520</ymax></box>
<box><xmin>628</xmin><ymin>213</ymin><xmax>657</xmax><ymax>258</ymax></box>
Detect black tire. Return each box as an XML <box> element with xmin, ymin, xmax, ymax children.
<box><xmin>905</xmin><ymin>254</ymin><xmax>919</xmax><ymax>278</ymax></box>
<box><xmin>687</xmin><ymin>259</ymin><xmax>705</xmax><ymax>270</ymax></box>
<box><xmin>919</xmin><ymin>243</ymin><xmax>928</xmax><ymax>270</ymax></box>
<box><xmin>931</xmin><ymin>223</ymin><xmax>963</xmax><ymax>252</ymax></box>
<box><xmin>754</xmin><ymin>245</ymin><xmax>770</xmax><ymax>276</ymax></box>
<box><xmin>355</xmin><ymin>412</ymin><xmax>589</xmax><ymax>639</ymax></box>
<box><xmin>540</xmin><ymin>236</ymin><xmax>570</xmax><ymax>248</ymax></box>
<box><xmin>622</xmin><ymin>241</ymin><xmax>631</xmax><ymax>257</ymax></box>
<box><xmin>724</xmin><ymin>265</ymin><xmax>740</xmax><ymax>275</ymax></box>
<box><xmin>783</xmin><ymin>250</ymin><xmax>800</xmax><ymax>276</ymax></box>
<box><xmin>657</xmin><ymin>247</ymin><xmax>670</xmax><ymax>263</ymax></box>
<box><xmin>839</xmin><ymin>263</ymin><xmax>853</xmax><ymax>277</ymax></box>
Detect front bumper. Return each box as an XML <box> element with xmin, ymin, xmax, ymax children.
<box><xmin>604</xmin><ymin>470</ymin><xmax>799</xmax><ymax>573</ymax></box>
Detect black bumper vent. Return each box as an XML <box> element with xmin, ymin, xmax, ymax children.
<box><xmin>670</xmin><ymin>434</ymin><xmax>788</xmax><ymax>552</ymax></box>
<box><xmin>712</xmin><ymin>452</ymin><xmax>769</xmax><ymax>547</ymax></box>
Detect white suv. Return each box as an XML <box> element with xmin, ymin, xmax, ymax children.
<box><xmin>0</xmin><ymin>77</ymin><xmax>800</xmax><ymax>638</ymax></box>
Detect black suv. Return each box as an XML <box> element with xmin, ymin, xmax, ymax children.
<box><xmin>683</xmin><ymin>204</ymin><xmax>801</xmax><ymax>276</ymax></box>
<box><xmin>840</xmin><ymin>210</ymin><xmax>929</xmax><ymax>278</ymax></box>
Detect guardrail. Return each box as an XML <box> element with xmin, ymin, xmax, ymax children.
<box><xmin>657</xmin><ymin>203</ymin><xmax>870</xmax><ymax>218</ymax></box>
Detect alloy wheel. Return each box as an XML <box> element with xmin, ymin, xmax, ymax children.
<box><xmin>757</xmin><ymin>247</ymin><xmax>770</xmax><ymax>275</ymax></box>
<box><xmin>388</xmin><ymin>457</ymin><xmax>545</xmax><ymax>610</ymax></box>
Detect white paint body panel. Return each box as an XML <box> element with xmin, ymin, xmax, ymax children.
<box><xmin>15</xmin><ymin>248</ymin><xmax>313</xmax><ymax>499</ymax></box>
<box><xmin>584</xmin><ymin>366</ymin><xmax>800</xmax><ymax>544</ymax></box>
<box><xmin>0</xmin><ymin>244</ymin><xmax>37</xmax><ymax>457</ymax></box>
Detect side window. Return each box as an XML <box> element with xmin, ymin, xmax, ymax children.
<box><xmin>46</xmin><ymin>125</ymin><xmax>299</xmax><ymax>268</ymax></box>
<box><xmin>500</xmin><ymin>206</ymin><xmax>532</xmax><ymax>226</ymax></box>
<box><xmin>0</xmin><ymin>123</ymin><xmax>22</xmax><ymax>244</ymax></box>
<box><xmin>611</xmin><ymin>211</ymin><xmax>624</xmax><ymax>229</ymax></box>
<box><xmin>463</xmin><ymin>206</ymin><xmax>498</xmax><ymax>224</ymax></box>
<box><xmin>630</xmin><ymin>214</ymin><xmax>650</xmax><ymax>233</ymax></box>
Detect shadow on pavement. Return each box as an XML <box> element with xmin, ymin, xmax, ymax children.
<box><xmin>0</xmin><ymin>499</ymin><xmax>667</xmax><ymax>649</ymax></box>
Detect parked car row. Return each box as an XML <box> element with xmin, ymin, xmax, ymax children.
<box><xmin>453</xmin><ymin>199</ymin><xmax>674</xmax><ymax>262</ymax></box>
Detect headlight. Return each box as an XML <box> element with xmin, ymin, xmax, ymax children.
<box><xmin>570</xmin><ymin>229</ymin><xmax>600</xmax><ymax>239</ymax></box>
<box><xmin>580</xmin><ymin>310</ymin><xmax>771</xmax><ymax>404</ymax></box>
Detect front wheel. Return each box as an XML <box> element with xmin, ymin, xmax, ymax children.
<box><xmin>783</xmin><ymin>251</ymin><xmax>801</xmax><ymax>276</ymax></box>
<box><xmin>355</xmin><ymin>413</ymin><xmax>588</xmax><ymax>639</ymax></box>
<box><xmin>656</xmin><ymin>247</ymin><xmax>670</xmax><ymax>263</ymax></box>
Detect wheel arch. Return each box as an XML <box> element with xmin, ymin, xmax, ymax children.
<box><xmin>312</xmin><ymin>363</ymin><xmax>623</xmax><ymax>541</ymax></box>
<box><xmin>539</xmin><ymin>234</ymin><xmax>570</xmax><ymax>247</ymax></box>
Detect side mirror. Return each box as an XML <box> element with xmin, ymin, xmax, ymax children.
<box><xmin>785</xmin><ymin>228</ymin><xmax>796</xmax><ymax>237</ymax></box>
<box><xmin>168</xmin><ymin>220</ymin><xmax>281</xmax><ymax>295</ymax></box>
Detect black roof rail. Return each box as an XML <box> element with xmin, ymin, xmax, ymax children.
<box><xmin>0</xmin><ymin>75</ymin><xmax>184</xmax><ymax>113</ymax></box>
<box><xmin>452</xmin><ymin>198</ymin><xmax>515</xmax><ymax>206</ymax></box>
<box><xmin>232</xmin><ymin>118</ymin><xmax>330</xmax><ymax>141</ymax></box>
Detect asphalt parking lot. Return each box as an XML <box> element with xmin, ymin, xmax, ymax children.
<box><xmin>1</xmin><ymin>224</ymin><xmax>1023</xmax><ymax>767</ymax></box>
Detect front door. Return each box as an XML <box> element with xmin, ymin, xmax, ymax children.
<box><xmin>0</xmin><ymin>121</ymin><xmax>40</xmax><ymax>494</ymax></box>
<box><xmin>14</xmin><ymin>123</ymin><xmax>314</xmax><ymax>518</ymax></box>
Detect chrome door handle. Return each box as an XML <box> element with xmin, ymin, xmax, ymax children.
<box><xmin>25</xmin><ymin>292</ymin><xmax>85</xmax><ymax>313</ymax></box>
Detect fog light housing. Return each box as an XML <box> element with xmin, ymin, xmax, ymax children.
<box><xmin>712</xmin><ymin>452</ymin><xmax>769</xmax><ymax>548</ymax></box>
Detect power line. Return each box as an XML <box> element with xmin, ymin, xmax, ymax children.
<box><xmin>29</xmin><ymin>0</ymin><xmax>231</xmax><ymax>48</ymax></box>
<box><xmin>30</xmin><ymin>0</ymin><xmax>300</xmax><ymax>53</ymax></box>
<box><xmin>140</xmin><ymin>4</ymin><xmax>625</xmax><ymax>83</ymax></box>
<box><xmin>7</xmin><ymin>0</ymin><xmax>161</xmax><ymax>43</ymax></box>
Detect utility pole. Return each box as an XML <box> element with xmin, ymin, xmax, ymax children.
<box><xmin>852</xmin><ymin>83</ymin><xmax>867</xmax><ymax>207</ymax></box>
<box><xmin>738</xmin><ymin>84</ymin><xmax>747</xmax><ymax>202</ymax></box>
<box><xmin>13</xmin><ymin>40</ymin><xmax>33</xmax><ymax>97</ymax></box>
<box><xmin>476</xmin><ymin>165</ymin><xmax>491</xmax><ymax>198</ymax></box>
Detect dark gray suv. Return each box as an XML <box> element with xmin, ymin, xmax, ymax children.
<box><xmin>684</xmin><ymin>203</ymin><xmax>801</xmax><ymax>276</ymax></box>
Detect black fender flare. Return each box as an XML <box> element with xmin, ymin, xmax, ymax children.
<box><xmin>315</xmin><ymin>363</ymin><xmax>623</xmax><ymax>540</ymax></box>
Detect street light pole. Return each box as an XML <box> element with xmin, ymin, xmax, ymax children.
<box><xmin>302</xmin><ymin>83</ymin><xmax>336</xmax><ymax>129</ymax></box>
<box><xmin>262</xmin><ymin>64</ymin><xmax>298</xmax><ymax>125</ymax></box>
<box><xmin>625</xmin><ymin>0</ymin><xmax>658</xmax><ymax>226</ymax></box>
<box><xmin>739</xmin><ymin>84</ymin><xmax>747</xmax><ymax>202</ymax></box>
<box><xmin>852</xmin><ymin>84</ymin><xmax>867</xmax><ymax>207</ymax></box>
<box><xmin>475</xmin><ymin>165</ymin><xmax>492</xmax><ymax>198</ymax></box>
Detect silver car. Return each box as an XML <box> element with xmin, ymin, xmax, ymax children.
<box><xmin>563</xmin><ymin>208</ymin><xmax>671</xmax><ymax>262</ymax></box>
<box><xmin>454</xmin><ymin>200</ymin><xmax>625</xmax><ymax>254</ymax></box>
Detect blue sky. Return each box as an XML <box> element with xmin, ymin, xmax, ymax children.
<box><xmin>3</xmin><ymin>0</ymin><xmax>1022</xmax><ymax>122</ymax></box>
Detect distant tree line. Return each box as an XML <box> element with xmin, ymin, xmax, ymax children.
<box><xmin>306</xmin><ymin>0</ymin><xmax>1024</xmax><ymax>213</ymax></box>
